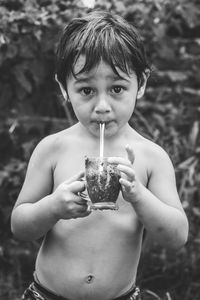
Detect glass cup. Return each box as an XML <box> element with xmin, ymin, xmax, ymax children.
<box><xmin>85</xmin><ymin>157</ymin><xmax>121</xmax><ymax>210</ymax></box>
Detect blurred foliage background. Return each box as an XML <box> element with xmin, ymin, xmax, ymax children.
<box><xmin>0</xmin><ymin>0</ymin><xmax>199</xmax><ymax>299</ymax></box>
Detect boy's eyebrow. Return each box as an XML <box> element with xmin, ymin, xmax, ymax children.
<box><xmin>74</xmin><ymin>76</ymin><xmax>94</xmax><ymax>84</ymax></box>
<box><xmin>110</xmin><ymin>75</ymin><xmax>130</xmax><ymax>82</ymax></box>
<box><xmin>74</xmin><ymin>74</ymin><xmax>130</xmax><ymax>84</ymax></box>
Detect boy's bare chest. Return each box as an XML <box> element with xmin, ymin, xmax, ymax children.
<box><xmin>48</xmin><ymin>137</ymin><xmax>145</xmax><ymax>249</ymax></box>
<box><xmin>53</xmin><ymin>142</ymin><xmax>148</xmax><ymax>190</ymax></box>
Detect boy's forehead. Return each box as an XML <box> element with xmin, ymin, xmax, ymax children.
<box><xmin>72</xmin><ymin>55</ymin><xmax>135</xmax><ymax>80</ymax></box>
<box><xmin>73</xmin><ymin>55</ymin><xmax>87</xmax><ymax>74</ymax></box>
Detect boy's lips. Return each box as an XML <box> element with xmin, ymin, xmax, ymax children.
<box><xmin>92</xmin><ymin>119</ymin><xmax>113</xmax><ymax>125</ymax></box>
<box><xmin>89</xmin><ymin>120</ymin><xmax>116</xmax><ymax>136</ymax></box>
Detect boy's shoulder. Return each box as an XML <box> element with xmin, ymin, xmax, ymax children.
<box><xmin>141</xmin><ymin>136</ymin><xmax>169</xmax><ymax>158</ymax></box>
<box><xmin>141</xmin><ymin>135</ymin><xmax>175</xmax><ymax>180</ymax></box>
<box><xmin>133</xmin><ymin>132</ymin><xmax>172</xmax><ymax>168</ymax></box>
<box><xmin>32</xmin><ymin>126</ymin><xmax>75</xmax><ymax>158</ymax></box>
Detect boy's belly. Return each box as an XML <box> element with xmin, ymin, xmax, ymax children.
<box><xmin>35</xmin><ymin>206</ymin><xmax>143</xmax><ymax>300</ymax></box>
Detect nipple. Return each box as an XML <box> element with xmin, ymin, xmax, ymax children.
<box><xmin>85</xmin><ymin>274</ymin><xmax>94</xmax><ymax>284</ymax></box>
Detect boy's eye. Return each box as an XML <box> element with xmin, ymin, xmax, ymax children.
<box><xmin>81</xmin><ymin>87</ymin><xmax>93</xmax><ymax>96</ymax></box>
<box><xmin>111</xmin><ymin>86</ymin><xmax>124</xmax><ymax>94</ymax></box>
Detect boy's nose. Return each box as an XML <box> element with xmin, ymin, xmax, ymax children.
<box><xmin>94</xmin><ymin>94</ymin><xmax>111</xmax><ymax>114</ymax></box>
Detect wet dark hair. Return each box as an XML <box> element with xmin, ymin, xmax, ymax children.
<box><xmin>56</xmin><ymin>10</ymin><xmax>150</xmax><ymax>90</ymax></box>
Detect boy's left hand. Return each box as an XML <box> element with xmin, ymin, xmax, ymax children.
<box><xmin>108</xmin><ymin>145</ymin><xmax>142</xmax><ymax>204</ymax></box>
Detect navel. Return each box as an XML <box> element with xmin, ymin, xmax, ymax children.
<box><xmin>85</xmin><ymin>274</ymin><xmax>95</xmax><ymax>284</ymax></box>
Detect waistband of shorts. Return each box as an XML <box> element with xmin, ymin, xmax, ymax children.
<box><xmin>33</xmin><ymin>274</ymin><xmax>140</xmax><ymax>300</ymax></box>
<box><xmin>33</xmin><ymin>280</ymin><xmax>69</xmax><ymax>300</ymax></box>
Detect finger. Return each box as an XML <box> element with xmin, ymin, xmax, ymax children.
<box><xmin>76</xmin><ymin>208</ymin><xmax>91</xmax><ymax>217</ymax></box>
<box><xmin>69</xmin><ymin>181</ymin><xmax>86</xmax><ymax>193</ymax></box>
<box><xmin>73</xmin><ymin>197</ymin><xmax>91</xmax><ymax>214</ymax></box>
<box><xmin>75</xmin><ymin>200</ymin><xmax>91</xmax><ymax>216</ymax></box>
<box><xmin>75</xmin><ymin>197</ymin><xmax>89</xmax><ymax>206</ymax></box>
<box><xmin>86</xmin><ymin>205</ymin><xmax>92</xmax><ymax>213</ymax></box>
<box><xmin>64</xmin><ymin>171</ymin><xmax>85</xmax><ymax>185</ymax></box>
<box><xmin>117</xmin><ymin>164</ymin><xmax>135</xmax><ymax>181</ymax></box>
<box><xmin>79</xmin><ymin>191</ymin><xmax>90</xmax><ymax>201</ymax></box>
<box><xmin>125</xmin><ymin>144</ymin><xmax>135</xmax><ymax>165</ymax></box>
<box><xmin>68</xmin><ymin>197</ymin><xmax>90</xmax><ymax>215</ymax></box>
<box><xmin>108</xmin><ymin>157</ymin><xmax>131</xmax><ymax>166</ymax></box>
<box><xmin>119</xmin><ymin>178</ymin><xmax>134</xmax><ymax>192</ymax></box>
<box><xmin>70</xmin><ymin>206</ymin><xmax>91</xmax><ymax>219</ymax></box>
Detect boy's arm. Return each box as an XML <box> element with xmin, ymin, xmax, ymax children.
<box><xmin>11</xmin><ymin>136</ymin><xmax>56</xmax><ymax>240</ymax></box>
<box><xmin>11</xmin><ymin>136</ymin><xmax>89</xmax><ymax>241</ymax></box>
<box><xmin>109</xmin><ymin>144</ymin><xmax>189</xmax><ymax>250</ymax></box>
<box><xmin>134</xmin><ymin>146</ymin><xmax>188</xmax><ymax>249</ymax></box>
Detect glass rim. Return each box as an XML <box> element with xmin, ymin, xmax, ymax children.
<box><xmin>85</xmin><ymin>156</ymin><xmax>119</xmax><ymax>160</ymax></box>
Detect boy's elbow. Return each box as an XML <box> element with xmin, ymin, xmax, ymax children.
<box><xmin>10</xmin><ymin>214</ymin><xmax>23</xmax><ymax>240</ymax></box>
<box><xmin>178</xmin><ymin>219</ymin><xmax>189</xmax><ymax>249</ymax></box>
<box><xmin>11</xmin><ymin>210</ymin><xmax>18</xmax><ymax>237</ymax></box>
<box><xmin>169</xmin><ymin>217</ymin><xmax>189</xmax><ymax>250</ymax></box>
<box><xmin>172</xmin><ymin>231</ymin><xmax>188</xmax><ymax>251</ymax></box>
<box><xmin>10</xmin><ymin>210</ymin><xmax>30</xmax><ymax>241</ymax></box>
<box><xmin>11</xmin><ymin>223</ymin><xmax>21</xmax><ymax>240</ymax></box>
<box><xmin>157</xmin><ymin>214</ymin><xmax>189</xmax><ymax>250</ymax></box>
<box><xmin>11</xmin><ymin>222</ymin><xmax>33</xmax><ymax>241</ymax></box>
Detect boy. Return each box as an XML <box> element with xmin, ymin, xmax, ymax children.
<box><xmin>11</xmin><ymin>10</ymin><xmax>188</xmax><ymax>300</ymax></box>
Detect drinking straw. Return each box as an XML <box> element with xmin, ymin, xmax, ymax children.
<box><xmin>99</xmin><ymin>123</ymin><xmax>105</xmax><ymax>159</ymax></box>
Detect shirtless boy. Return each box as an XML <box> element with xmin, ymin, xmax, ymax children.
<box><xmin>11</xmin><ymin>10</ymin><xmax>189</xmax><ymax>300</ymax></box>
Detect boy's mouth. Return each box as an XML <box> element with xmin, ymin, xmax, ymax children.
<box><xmin>94</xmin><ymin>120</ymin><xmax>113</xmax><ymax>125</ymax></box>
<box><xmin>90</xmin><ymin>120</ymin><xmax>115</xmax><ymax>132</ymax></box>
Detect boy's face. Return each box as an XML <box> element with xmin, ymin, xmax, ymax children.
<box><xmin>64</xmin><ymin>56</ymin><xmax>146</xmax><ymax>138</ymax></box>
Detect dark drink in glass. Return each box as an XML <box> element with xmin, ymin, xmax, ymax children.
<box><xmin>85</xmin><ymin>157</ymin><xmax>120</xmax><ymax>210</ymax></box>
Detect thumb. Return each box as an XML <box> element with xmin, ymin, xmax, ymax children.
<box><xmin>68</xmin><ymin>180</ymin><xmax>86</xmax><ymax>194</ymax></box>
<box><xmin>125</xmin><ymin>144</ymin><xmax>135</xmax><ymax>164</ymax></box>
<box><xmin>65</xmin><ymin>171</ymin><xmax>85</xmax><ymax>185</ymax></box>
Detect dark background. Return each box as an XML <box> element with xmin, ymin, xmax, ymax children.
<box><xmin>0</xmin><ymin>0</ymin><xmax>200</xmax><ymax>299</ymax></box>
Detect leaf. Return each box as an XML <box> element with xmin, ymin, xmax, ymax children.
<box><xmin>19</xmin><ymin>36</ymin><xmax>35</xmax><ymax>58</ymax></box>
<box><xmin>0</xmin><ymin>34</ymin><xmax>7</xmax><ymax>47</ymax></box>
<box><xmin>12</xmin><ymin>65</ymin><xmax>32</xmax><ymax>93</ymax></box>
<box><xmin>29</xmin><ymin>60</ymin><xmax>46</xmax><ymax>84</ymax></box>
<box><xmin>178</xmin><ymin>156</ymin><xmax>196</xmax><ymax>170</ymax></box>
<box><xmin>157</xmin><ymin>71</ymin><xmax>189</xmax><ymax>82</ymax></box>
<box><xmin>192</xmin><ymin>207</ymin><xmax>200</xmax><ymax>217</ymax></box>
<box><xmin>189</xmin><ymin>121</ymin><xmax>199</xmax><ymax>148</ymax></box>
<box><xmin>176</xmin><ymin>2</ymin><xmax>200</xmax><ymax>28</ymax></box>
<box><xmin>5</xmin><ymin>43</ymin><xmax>18</xmax><ymax>59</ymax></box>
<box><xmin>154</xmin><ymin>23</ymin><xmax>166</xmax><ymax>40</ymax></box>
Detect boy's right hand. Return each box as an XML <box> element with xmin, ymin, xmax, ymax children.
<box><xmin>51</xmin><ymin>171</ymin><xmax>91</xmax><ymax>220</ymax></box>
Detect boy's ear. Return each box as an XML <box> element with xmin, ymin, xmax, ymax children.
<box><xmin>55</xmin><ymin>74</ymin><xmax>69</xmax><ymax>102</ymax></box>
<box><xmin>136</xmin><ymin>69</ymin><xmax>150</xmax><ymax>100</ymax></box>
